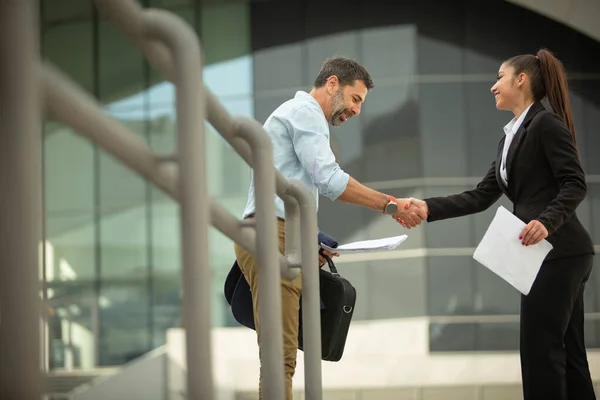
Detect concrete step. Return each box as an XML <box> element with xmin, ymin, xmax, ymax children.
<box><xmin>235</xmin><ymin>382</ymin><xmax>600</xmax><ymax>400</ymax></box>
<box><xmin>44</xmin><ymin>369</ymin><xmax>117</xmax><ymax>396</ymax></box>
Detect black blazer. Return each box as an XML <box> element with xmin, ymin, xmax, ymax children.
<box><xmin>425</xmin><ymin>101</ymin><xmax>594</xmax><ymax>261</ymax></box>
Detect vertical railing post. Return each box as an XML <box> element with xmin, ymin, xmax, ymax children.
<box><xmin>0</xmin><ymin>1</ymin><xmax>43</xmax><ymax>399</ymax></box>
<box><xmin>235</xmin><ymin>118</ymin><xmax>286</xmax><ymax>399</ymax></box>
<box><xmin>287</xmin><ymin>182</ymin><xmax>322</xmax><ymax>400</ymax></box>
<box><xmin>142</xmin><ymin>10</ymin><xmax>212</xmax><ymax>400</ymax></box>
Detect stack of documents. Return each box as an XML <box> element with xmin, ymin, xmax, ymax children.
<box><xmin>321</xmin><ymin>234</ymin><xmax>408</xmax><ymax>254</ymax></box>
<box><xmin>473</xmin><ymin>206</ymin><xmax>553</xmax><ymax>295</ymax></box>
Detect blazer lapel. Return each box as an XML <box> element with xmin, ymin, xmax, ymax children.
<box><xmin>504</xmin><ymin>101</ymin><xmax>546</xmax><ymax>180</ymax></box>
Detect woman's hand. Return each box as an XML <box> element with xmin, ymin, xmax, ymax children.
<box><xmin>520</xmin><ymin>220</ymin><xmax>549</xmax><ymax>246</ymax></box>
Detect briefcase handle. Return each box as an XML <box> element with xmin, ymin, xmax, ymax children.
<box><xmin>319</xmin><ymin>248</ymin><xmax>339</xmax><ymax>276</ymax></box>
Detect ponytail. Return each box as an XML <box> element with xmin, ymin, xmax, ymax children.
<box><xmin>506</xmin><ymin>49</ymin><xmax>577</xmax><ymax>148</ymax></box>
<box><xmin>536</xmin><ymin>48</ymin><xmax>577</xmax><ymax>147</ymax></box>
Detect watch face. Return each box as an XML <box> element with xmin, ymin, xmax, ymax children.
<box><xmin>385</xmin><ymin>202</ymin><xmax>398</xmax><ymax>215</ymax></box>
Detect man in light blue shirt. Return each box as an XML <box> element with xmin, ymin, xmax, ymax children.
<box><xmin>234</xmin><ymin>57</ymin><xmax>426</xmax><ymax>400</ymax></box>
<box><xmin>242</xmin><ymin>89</ymin><xmax>350</xmax><ymax>220</ymax></box>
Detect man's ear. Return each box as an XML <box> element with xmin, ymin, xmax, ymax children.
<box><xmin>326</xmin><ymin>75</ymin><xmax>339</xmax><ymax>95</ymax></box>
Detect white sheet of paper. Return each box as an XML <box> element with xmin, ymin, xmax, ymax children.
<box><xmin>321</xmin><ymin>234</ymin><xmax>408</xmax><ymax>253</ymax></box>
<box><xmin>473</xmin><ymin>205</ymin><xmax>553</xmax><ymax>295</ymax></box>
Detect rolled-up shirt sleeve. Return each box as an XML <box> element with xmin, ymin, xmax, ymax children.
<box><xmin>287</xmin><ymin>105</ymin><xmax>349</xmax><ymax>200</ymax></box>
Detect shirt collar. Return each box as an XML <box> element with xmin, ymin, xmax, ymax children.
<box><xmin>503</xmin><ymin>103</ymin><xmax>534</xmax><ymax>136</ymax></box>
<box><xmin>295</xmin><ymin>90</ymin><xmax>327</xmax><ymax>120</ymax></box>
<box><xmin>295</xmin><ymin>90</ymin><xmax>319</xmax><ymax>107</ymax></box>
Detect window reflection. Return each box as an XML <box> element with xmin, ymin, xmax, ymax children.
<box><xmin>41</xmin><ymin>0</ymin><xmax>600</xmax><ymax>371</ymax></box>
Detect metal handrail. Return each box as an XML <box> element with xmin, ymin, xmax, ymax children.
<box><xmin>39</xmin><ymin>1</ymin><xmax>322</xmax><ymax>399</ymax></box>
<box><xmin>91</xmin><ymin>1</ymin><xmax>323</xmax><ymax>398</ymax></box>
<box><xmin>41</xmin><ymin>64</ymin><xmax>291</xmax><ymax>273</ymax></box>
<box><xmin>43</xmin><ymin>62</ymin><xmax>289</xmax><ymax>399</ymax></box>
<box><xmin>0</xmin><ymin>1</ymin><xmax>43</xmax><ymax>399</ymax></box>
<box><xmin>91</xmin><ymin>0</ymin><xmax>310</xmax><ymax>276</ymax></box>
<box><xmin>142</xmin><ymin>10</ymin><xmax>213</xmax><ymax>399</ymax></box>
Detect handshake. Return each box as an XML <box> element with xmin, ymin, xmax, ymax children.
<box><xmin>390</xmin><ymin>197</ymin><xmax>429</xmax><ymax>229</ymax></box>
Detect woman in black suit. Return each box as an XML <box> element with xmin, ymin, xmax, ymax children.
<box><xmin>408</xmin><ymin>49</ymin><xmax>596</xmax><ymax>399</ymax></box>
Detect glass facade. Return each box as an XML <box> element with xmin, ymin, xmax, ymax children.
<box><xmin>41</xmin><ymin>0</ymin><xmax>600</xmax><ymax>369</ymax></box>
<box><xmin>42</xmin><ymin>0</ymin><xmax>253</xmax><ymax>367</ymax></box>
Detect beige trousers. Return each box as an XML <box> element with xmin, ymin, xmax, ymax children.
<box><xmin>233</xmin><ymin>218</ymin><xmax>302</xmax><ymax>400</ymax></box>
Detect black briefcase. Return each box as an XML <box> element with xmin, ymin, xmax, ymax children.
<box><xmin>298</xmin><ymin>252</ymin><xmax>356</xmax><ymax>362</ymax></box>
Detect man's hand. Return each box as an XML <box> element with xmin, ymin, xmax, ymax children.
<box><xmin>319</xmin><ymin>248</ymin><xmax>339</xmax><ymax>266</ymax></box>
<box><xmin>520</xmin><ymin>220</ymin><xmax>548</xmax><ymax>246</ymax></box>
<box><xmin>392</xmin><ymin>197</ymin><xmax>429</xmax><ymax>228</ymax></box>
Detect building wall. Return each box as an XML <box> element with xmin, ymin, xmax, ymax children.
<box><xmin>41</xmin><ymin>0</ymin><xmax>600</xmax><ymax>369</ymax></box>
<box><xmin>251</xmin><ymin>0</ymin><xmax>600</xmax><ymax>352</ymax></box>
<box><xmin>164</xmin><ymin>323</ymin><xmax>600</xmax><ymax>397</ymax></box>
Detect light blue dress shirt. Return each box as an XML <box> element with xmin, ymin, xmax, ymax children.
<box><xmin>242</xmin><ymin>91</ymin><xmax>350</xmax><ymax>219</ymax></box>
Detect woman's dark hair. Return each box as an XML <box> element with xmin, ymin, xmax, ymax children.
<box><xmin>504</xmin><ymin>48</ymin><xmax>576</xmax><ymax>146</ymax></box>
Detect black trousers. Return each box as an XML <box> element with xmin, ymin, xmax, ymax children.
<box><xmin>520</xmin><ymin>253</ymin><xmax>596</xmax><ymax>400</ymax></box>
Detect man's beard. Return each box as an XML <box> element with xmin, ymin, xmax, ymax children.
<box><xmin>329</xmin><ymin>90</ymin><xmax>348</xmax><ymax>126</ymax></box>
